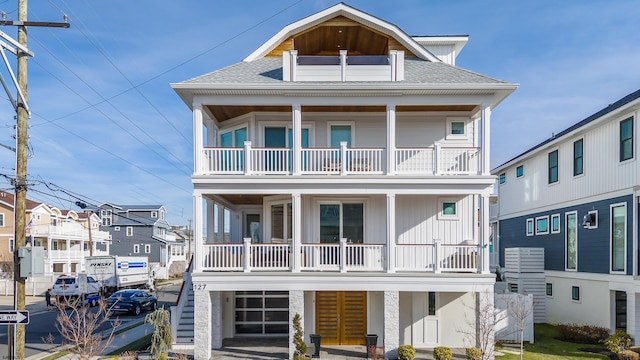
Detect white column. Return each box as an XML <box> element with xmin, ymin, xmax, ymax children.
<box><xmin>289</xmin><ymin>290</ymin><xmax>305</xmax><ymax>359</ymax></box>
<box><xmin>481</xmin><ymin>195</ymin><xmax>490</xmax><ymax>274</ymax></box>
<box><xmin>217</xmin><ymin>204</ymin><xmax>225</xmax><ymax>243</ymax></box>
<box><xmin>193</xmin><ymin>289</ymin><xmax>212</xmax><ymax>360</ymax></box>
<box><xmin>193</xmin><ymin>194</ymin><xmax>203</xmax><ymax>272</ymax></box>
<box><xmin>206</xmin><ymin>199</ymin><xmax>215</xmax><ymax>243</ymax></box>
<box><xmin>292</xmin><ymin>104</ymin><xmax>302</xmax><ymax>175</ymax></box>
<box><xmin>292</xmin><ymin>193</ymin><xmax>301</xmax><ymax>272</ymax></box>
<box><xmin>193</xmin><ymin>103</ymin><xmax>204</xmax><ymax>175</ymax></box>
<box><xmin>386</xmin><ymin>104</ymin><xmax>396</xmax><ymax>175</ymax></box>
<box><xmin>628</xmin><ymin>292</ymin><xmax>639</xmax><ymax>345</ymax></box>
<box><xmin>340</xmin><ymin>49</ymin><xmax>347</xmax><ymax>81</ymax></box>
<box><xmin>386</xmin><ymin>194</ymin><xmax>396</xmax><ymax>273</ymax></box>
<box><xmin>480</xmin><ymin>105</ymin><xmax>491</xmax><ymax>175</ymax></box>
<box><xmin>384</xmin><ymin>290</ymin><xmax>400</xmax><ymax>359</ymax></box>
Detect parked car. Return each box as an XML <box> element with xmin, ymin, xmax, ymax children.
<box><xmin>106</xmin><ymin>289</ymin><xmax>157</xmax><ymax>315</ymax></box>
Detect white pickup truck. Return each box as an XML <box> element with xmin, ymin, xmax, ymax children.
<box><xmin>51</xmin><ymin>274</ymin><xmax>101</xmax><ymax>306</ymax></box>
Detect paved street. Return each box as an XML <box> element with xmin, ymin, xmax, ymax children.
<box><xmin>0</xmin><ymin>280</ymin><xmax>181</xmax><ymax>359</ymax></box>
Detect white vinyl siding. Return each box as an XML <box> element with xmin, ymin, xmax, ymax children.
<box><xmin>494</xmin><ymin>111</ymin><xmax>639</xmax><ymax>217</ymax></box>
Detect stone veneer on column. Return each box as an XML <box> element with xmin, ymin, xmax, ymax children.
<box><xmin>193</xmin><ymin>289</ymin><xmax>212</xmax><ymax>360</ymax></box>
<box><xmin>289</xmin><ymin>290</ymin><xmax>305</xmax><ymax>359</ymax></box>
<box><xmin>384</xmin><ymin>290</ymin><xmax>399</xmax><ymax>359</ymax></box>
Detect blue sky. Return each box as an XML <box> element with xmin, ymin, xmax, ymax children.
<box><xmin>0</xmin><ymin>0</ymin><xmax>638</xmax><ymax>226</ymax></box>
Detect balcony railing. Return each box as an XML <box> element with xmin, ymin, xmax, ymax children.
<box><xmin>32</xmin><ymin>224</ymin><xmax>112</xmax><ymax>241</ymax></box>
<box><xmin>201</xmin><ymin>239</ymin><xmax>481</xmax><ymax>273</ymax></box>
<box><xmin>201</xmin><ymin>142</ymin><xmax>479</xmax><ymax>176</ymax></box>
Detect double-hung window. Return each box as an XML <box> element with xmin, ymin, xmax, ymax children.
<box><xmin>548</xmin><ymin>150</ymin><xmax>558</xmax><ymax>184</ymax></box>
<box><xmin>573</xmin><ymin>139</ymin><xmax>583</xmax><ymax>176</ymax></box>
<box><xmin>620</xmin><ymin>117</ymin><xmax>633</xmax><ymax>162</ymax></box>
<box><xmin>0</xmin><ymin>213</ymin><xmax>4</xmax><ymax>227</ymax></box>
<box><xmin>126</xmin><ymin>226</ymin><xmax>133</xmax><ymax>236</ymax></box>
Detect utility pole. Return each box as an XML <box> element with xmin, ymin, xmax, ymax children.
<box><xmin>3</xmin><ymin>1</ymin><xmax>69</xmax><ymax>358</ymax></box>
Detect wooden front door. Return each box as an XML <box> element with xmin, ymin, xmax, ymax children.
<box><xmin>315</xmin><ymin>291</ymin><xmax>367</xmax><ymax>345</ymax></box>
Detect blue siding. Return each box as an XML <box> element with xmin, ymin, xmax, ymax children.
<box><xmin>499</xmin><ymin>194</ymin><xmax>633</xmax><ymax>275</ymax></box>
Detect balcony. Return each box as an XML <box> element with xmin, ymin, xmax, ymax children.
<box><xmin>47</xmin><ymin>248</ymin><xmax>109</xmax><ymax>260</ymax></box>
<box><xmin>201</xmin><ymin>240</ymin><xmax>481</xmax><ymax>273</ymax></box>
<box><xmin>201</xmin><ymin>142</ymin><xmax>479</xmax><ymax>176</ymax></box>
<box><xmin>32</xmin><ymin>223</ymin><xmax>112</xmax><ymax>241</ymax></box>
<box><xmin>283</xmin><ymin>50</ymin><xmax>404</xmax><ymax>82</ymax></box>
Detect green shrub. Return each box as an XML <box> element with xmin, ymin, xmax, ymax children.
<box><xmin>605</xmin><ymin>330</ymin><xmax>633</xmax><ymax>353</ymax></box>
<box><xmin>618</xmin><ymin>349</ymin><xmax>640</xmax><ymax>360</ymax></box>
<box><xmin>398</xmin><ymin>344</ymin><xmax>416</xmax><ymax>360</ymax></box>
<box><xmin>465</xmin><ymin>347</ymin><xmax>482</xmax><ymax>360</ymax></box>
<box><xmin>292</xmin><ymin>313</ymin><xmax>308</xmax><ymax>360</ymax></box>
<box><xmin>433</xmin><ymin>346</ymin><xmax>452</xmax><ymax>360</ymax></box>
<box><xmin>556</xmin><ymin>323</ymin><xmax>610</xmax><ymax>344</ymax></box>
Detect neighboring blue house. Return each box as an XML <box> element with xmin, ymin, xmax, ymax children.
<box><xmin>493</xmin><ymin>89</ymin><xmax>640</xmax><ymax>341</ymax></box>
<box><xmin>95</xmin><ymin>203</ymin><xmax>187</xmax><ymax>279</ymax></box>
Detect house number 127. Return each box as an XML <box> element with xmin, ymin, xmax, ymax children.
<box><xmin>192</xmin><ymin>284</ymin><xmax>206</xmax><ymax>291</ymax></box>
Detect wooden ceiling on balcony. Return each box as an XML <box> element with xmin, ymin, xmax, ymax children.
<box><xmin>219</xmin><ymin>194</ymin><xmax>264</xmax><ymax>205</ymax></box>
<box><xmin>207</xmin><ymin>105</ymin><xmax>477</xmax><ymax>122</ymax></box>
<box><xmin>266</xmin><ymin>16</ymin><xmax>415</xmax><ymax>57</ymax></box>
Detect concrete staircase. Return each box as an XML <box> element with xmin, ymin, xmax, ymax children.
<box><xmin>171</xmin><ymin>257</ymin><xmax>194</xmax><ymax>350</ymax></box>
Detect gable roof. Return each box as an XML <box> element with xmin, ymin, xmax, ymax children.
<box><xmin>493</xmin><ymin>88</ymin><xmax>640</xmax><ymax>172</ymax></box>
<box><xmin>244</xmin><ymin>3</ymin><xmax>440</xmax><ymax>62</ymax></box>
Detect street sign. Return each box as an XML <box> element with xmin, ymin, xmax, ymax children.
<box><xmin>0</xmin><ymin>310</ymin><xmax>29</xmax><ymax>324</ymax></box>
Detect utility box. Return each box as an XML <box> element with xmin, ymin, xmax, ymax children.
<box><xmin>18</xmin><ymin>246</ymin><xmax>45</xmax><ymax>278</ymax></box>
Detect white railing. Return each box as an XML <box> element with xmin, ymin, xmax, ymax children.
<box><xmin>201</xmin><ymin>143</ymin><xmax>479</xmax><ymax>176</ymax></box>
<box><xmin>47</xmin><ymin>250</ymin><xmax>85</xmax><ymax>260</ymax></box>
<box><xmin>32</xmin><ymin>224</ymin><xmax>112</xmax><ymax>241</ymax></box>
<box><xmin>249</xmin><ymin>148</ymin><xmax>290</xmax><ymax>174</ymax></box>
<box><xmin>200</xmin><ymin>241</ymin><xmax>480</xmax><ymax>273</ymax></box>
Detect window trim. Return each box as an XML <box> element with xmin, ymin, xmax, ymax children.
<box><xmin>126</xmin><ymin>226</ymin><xmax>133</xmax><ymax>237</ymax></box>
<box><xmin>0</xmin><ymin>213</ymin><xmax>4</xmax><ymax>227</ymax></box>
<box><xmin>499</xmin><ymin>173</ymin><xmax>506</xmax><ymax>184</ymax></box>
<box><xmin>133</xmin><ymin>244</ymin><xmax>140</xmax><ymax>254</ymax></box>
<box><xmin>551</xmin><ymin>214</ymin><xmax>561</xmax><ymax>234</ymax></box>
<box><xmin>610</xmin><ymin>202</ymin><xmax>627</xmax><ymax>274</ymax></box>
<box><xmin>535</xmin><ymin>215</ymin><xmax>550</xmax><ymax>235</ymax></box>
<box><xmin>565</xmin><ymin>211</ymin><xmax>578</xmax><ymax>271</ymax></box>
<box><xmin>327</xmin><ymin>121</ymin><xmax>355</xmax><ymax>148</ymax></box>
<box><xmin>516</xmin><ymin>165</ymin><xmax>524</xmax><ymax>178</ymax></box>
<box><xmin>317</xmin><ymin>198</ymin><xmax>367</xmax><ymax>244</ymax></box>
<box><xmin>526</xmin><ymin>218</ymin><xmax>534</xmax><ymax>236</ymax></box>
<box><xmin>548</xmin><ymin>149</ymin><xmax>559</xmax><ymax>184</ymax></box>
<box><xmin>620</xmin><ymin>117</ymin><xmax>634</xmax><ymax>162</ymax></box>
<box><xmin>114</xmin><ymin>226</ymin><xmax>120</xmax><ymax>231</ymax></box>
<box><xmin>219</xmin><ymin>122</ymin><xmax>249</xmax><ymax>148</ymax></box>
<box><xmin>438</xmin><ymin>198</ymin><xmax>459</xmax><ymax>220</ymax></box>
<box><xmin>8</xmin><ymin>238</ymin><xmax>14</xmax><ymax>253</ymax></box>
<box><xmin>151</xmin><ymin>211</ymin><xmax>158</xmax><ymax>219</ymax></box>
<box><xmin>571</xmin><ymin>285</ymin><xmax>581</xmax><ymax>302</ymax></box>
<box><xmin>573</xmin><ymin>138</ymin><xmax>584</xmax><ymax>176</ymax></box>
<box><xmin>546</xmin><ymin>283</ymin><xmax>553</xmax><ymax>297</ymax></box>
<box><xmin>144</xmin><ymin>244</ymin><xmax>151</xmax><ymax>254</ymax></box>
<box><xmin>446</xmin><ymin>117</ymin><xmax>469</xmax><ymax>140</ymax></box>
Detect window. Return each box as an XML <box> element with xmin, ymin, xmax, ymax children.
<box><xmin>526</xmin><ymin>218</ymin><xmax>534</xmax><ymax>236</ymax></box>
<box><xmin>573</xmin><ymin>139</ymin><xmax>584</xmax><ymax>176</ymax></box>
<box><xmin>551</xmin><ymin>214</ymin><xmax>560</xmax><ymax>234</ymax></box>
<box><xmin>126</xmin><ymin>226</ymin><xmax>133</xmax><ymax>236</ymax></box>
<box><xmin>114</xmin><ymin>226</ymin><xmax>120</xmax><ymax>231</ymax></box>
<box><xmin>133</xmin><ymin>244</ymin><xmax>140</xmax><ymax>254</ymax></box>
<box><xmin>571</xmin><ymin>286</ymin><xmax>580</xmax><ymax>301</ymax></box>
<box><xmin>8</xmin><ymin>239</ymin><xmax>14</xmax><ymax>253</ymax></box>
<box><xmin>220</xmin><ymin>126</ymin><xmax>248</xmax><ymax>148</ymax></box>
<box><xmin>499</xmin><ymin>173</ymin><xmax>506</xmax><ymax>184</ymax></box>
<box><xmin>439</xmin><ymin>199</ymin><xmax>458</xmax><ymax>220</ymax></box>
<box><xmin>611</xmin><ymin>203</ymin><xmax>626</xmax><ymax>273</ymax></box>
<box><xmin>101</xmin><ymin>209</ymin><xmax>112</xmax><ymax>226</ymax></box>
<box><xmin>446</xmin><ymin>118</ymin><xmax>468</xmax><ymax>140</ymax></box>
<box><xmin>145</xmin><ymin>244</ymin><xmax>151</xmax><ymax>254</ymax></box>
<box><xmin>0</xmin><ymin>213</ymin><xmax>3</xmax><ymax>227</ymax></box>
<box><xmin>428</xmin><ymin>292</ymin><xmax>436</xmax><ymax>316</ymax></box>
<box><xmin>516</xmin><ymin>165</ymin><xmax>524</xmax><ymax>178</ymax></box>
<box><xmin>548</xmin><ymin>150</ymin><xmax>558</xmax><ymax>183</ymax></box>
<box><xmin>566</xmin><ymin>212</ymin><xmax>578</xmax><ymax>270</ymax></box>
<box><xmin>620</xmin><ymin>117</ymin><xmax>633</xmax><ymax>162</ymax></box>
<box><xmin>319</xmin><ymin>202</ymin><xmax>364</xmax><ymax>244</ymax></box>
<box><xmin>270</xmin><ymin>203</ymin><xmax>291</xmax><ymax>243</ymax></box>
<box><xmin>329</xmin><ymin>123</ymin><xmax>353</xmax><ymax>148</ymax></box>
<box><xmin>535</xmin><ymin>216</ymin><xmax>549</xmax><ymax>235</ymax></box>
<box><xmin>151</xmin><ymin>211</ymin><xmax>158</xmax><ymax>218</ymax></box>
<box><xmin>546</xmin><ymin>283</ymin><xmax>553</xmax><ymax>297</ymax></box>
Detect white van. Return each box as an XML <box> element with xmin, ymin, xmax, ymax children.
<box><xmin>52</xmin><ymin>274</ymin><xmax>101</xmax><ymax>306</ymax></box>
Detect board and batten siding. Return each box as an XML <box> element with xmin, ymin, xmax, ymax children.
<box><xmin>498</xmin><ymin>194</ymin><xmax>633</xmax><ymax>275</ymax></box>
<box><xmin>396</xmin><ymin>195</ymin><xmax>475</xmax><ymax>244</ymax></box>
<box><xmin>497</xmin><ymin>112</ymin><xmax>638</xmax><ymax>217</ymax></box>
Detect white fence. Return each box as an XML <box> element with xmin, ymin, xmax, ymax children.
<box><xmin>495</xmin><ymin>293</ymin><xmax>535</xmax><ymax>344</ymax></box>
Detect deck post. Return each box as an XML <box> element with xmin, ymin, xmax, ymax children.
<box><xmin>340</xmin><ymin>141</ymin><xmax>348</xmax><ymax>175</ymax></box>
<box><xmin>340</xmin><ymin>238</ymin><xmax>347</xmax><ymax>273</ymax></box>
<box><xmin>243</xmin><ymin>238</ymin><xmax>251</xmax><ymax>272</ymax></box>
<box><xmin>434</xmin><ymin>239</ymin><xmax>442</xmax><ymax>274</ymax></box>
<box><xmin>244</xmin><ymin>141</ymin><xmax>252</xmax><ymax>175</ymax></box>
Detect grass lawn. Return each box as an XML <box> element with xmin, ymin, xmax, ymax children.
<box><xmin>497</xmin><ymin>323</ymin><xmax>610</xmax><ymax>360</ymax></box>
